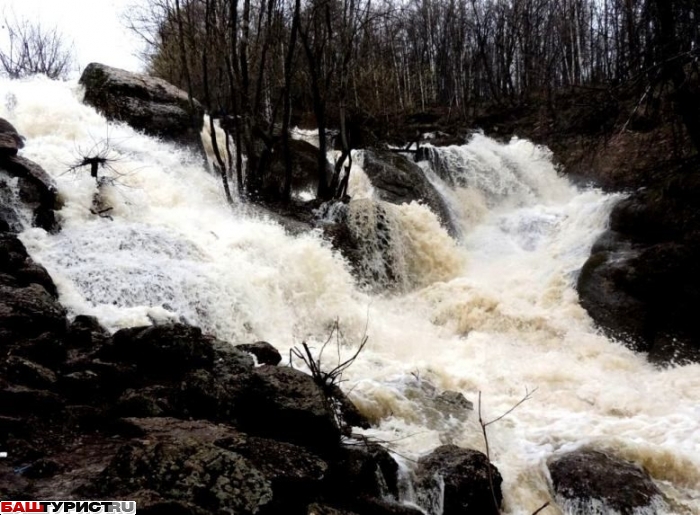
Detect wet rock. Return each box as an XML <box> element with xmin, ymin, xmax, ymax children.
<box><xmin>66</xmin><ymin>315</ymin><xmax>110</xmax><ymax>349</ymax></box>
<box><xmin>548</xmin><ymin>449</ymin><xmax>666</xmax><ymax>514</ymax></box>
<box><xmin>217</xmin><ymin>432</ymin><xmax>328</xmax><ymax>512</ymax></box>
<box><xmin>3</xmin><ymin>356</ymin><xmax>57</xmax><ymax>389</ymax></box>
<box><xmin>11</xmin><ymin>332</ymin><xmax>67</xmax><ymax>368</ymax></box>
<box><xmin>80</xmin><ymin>63</ymin><xmax>205</xmax><ymax>151</ymax></box>
<box><xmin>0</xmin><ymin>118</ymin><xmax>25</xmax><ymax>148</ymax></box>
<box><xmin>0</xmin><ymin>385</ymin><xmax>64</xmax><ymax>417</ymax></box>
<box><xmin>329</xmin><ymin>384</ymin><xmax>371</xmax><ymax>430</ymax></box>
<box><xmin>578</xmin><ymin>238</ymin><xmax>700</xmax><ymax>363</ymax></box>
<box><xmin>237</xmin><ymin>366</ymin><xmax>341</xmax><ymax>455</ymax></box>
<box><xmin>178</xmin><ymin>368</ymin><xmax>250</xmax><ymax>421</ymax></box>
<box><xmin>415</xmin><ymin>444</ymin><xmax>502</xmax><ymax>515</ymax></box>
<box><xmin>0</xmin><ymin>155</ymin><xmax>61</xmax><ymax>233</ymax></box>
<box><xmin>263</xmin><ymin>138</ymin><xmax>333</xmax><ymax>198</ymax></box>
<box><xmin>578</xmin><ymin>171</ymin><xmax>700</xmax><ymax>364</ymax></box>
<box><xmin>116</xmin><ymin>418</ymin><xmax>328</xmax><ymax>513</ymax></box>
<box><xmin>105</xmin><ymin>324</ymin><xmax>215</xmax><ymax>377</ymax></box>
<box><xmin>91</xmin><ymin>438</ymin><xmax>273</xmax><ymax>514</ymax></box>
<box><xmin>361</xmin><ymin>150</ymin><xmax>456</xmax><ymax>236</ymax></box>
<box><xmin>433</xmin><ymin>391</ymin><xmax>474</xmax><ymax>420</ymax></box>
<box><xmin>577</xmin><ymin>248</ymin><xmax>650</xmax><ymax>350</ymax></box>
<box><xmin>115</xmin><ymin>386</ymin><xmax>175</xmax><ymax>418</ymax></box>
<box><xmin>321</xmin><ymin>199</ymin><xmax>405</xmax><ymax>289</ymax></box>
<box><xmin>176</xmin><ymin>342</ymin><xmax>253</xmax><ymax>421</ymax></box>
<box><xmin>236</xmin><ymin>341</ymin><xmax>282</xmax><ymax>366</ymax></box>
<box><xmin>58</xmin><ymin>370</ymin><xmax>103</xmax><ymax>402</ymax></box>
<box><xmin>327</xmin><ymin>442</ymin><xmax>400</xmax><ymax>500</ymax></box>
<box><xmin>0</xmin><ymin>133</ymin><xmax>20</xmax><ymax>157</ymax></box>
<box><xmin>0</xmin><ymin>234</ymin><xmax>58</xmax><ymax>295</ymax></box>
<box><xmin>0</xmin><ymin>283</ymin><xmax>67</xmax><ymax>346</ymax></box>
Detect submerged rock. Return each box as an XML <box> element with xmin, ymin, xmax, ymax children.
<box><xmin>548</xmin><ymin>449</ymin><xmax>666</xmax><ymax>514</ymax></box>
<box><xmin>414</xmin><ymin>444</ymin><xmax>502</xmax><ymax>515</ymax></box>
<box><xmin>80</xmin><ymin>63</ymin><xmax>204</xmax><ymax>151</ymax></box>
<box><xmin>361</xmin><ymin>150</ymin><xmax>457</xmax><ymax>237</ymax></box>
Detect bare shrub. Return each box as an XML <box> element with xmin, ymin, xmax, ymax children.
<box><xmin>0</xmin><ymin>12</ymin><xmax>75</xmax><ymax>79</ymax></box>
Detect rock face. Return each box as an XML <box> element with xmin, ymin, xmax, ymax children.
<box><xmin>79</xmin><ymin>63</ymin><xmax>204</xmax><ymax>151</ymax></box>
<box><xmin>549</xmin><ymin>449</ymin><xmax>665</xmax><ymax>514</ymax></box>
<box><xmin>577</xmin><ymin>171</ymin><xmax>700</xmax><ymax>364</ymax></box>
<box><xmin>361</xmin><ymin>150</ymin><xmax>457</xmax><ymax>236</ymax></box>
<box><xmin>414</xmin><ymin>444</ymin><xmax>502</xmax><ymax>515</ymax></box>
<box><xmin>0</xmin><ymin>148</ymin><xmax>61</xmax><ymax>233</ymax></box>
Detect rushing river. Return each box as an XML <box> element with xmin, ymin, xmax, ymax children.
<box><xmin>2</xmin><ymin>76</ymin><xmax>699</xmax><ymax>514</ymax></box>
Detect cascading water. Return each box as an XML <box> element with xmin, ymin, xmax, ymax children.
<box><xmin>2</xmin><ymin>76</ymin><xmax>699</xmax><ymax>515</ymax></box>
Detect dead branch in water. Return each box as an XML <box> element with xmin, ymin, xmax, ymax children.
<box><xmin>478</xmin><ymin>388</ymin><xmax>552</xmax><ymax>515</ymax></box>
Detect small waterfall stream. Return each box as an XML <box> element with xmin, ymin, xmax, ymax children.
<box><xmin>2</xmin><ymin>76</ymin><xmax>699</xmax><ymax>515</ymax></box>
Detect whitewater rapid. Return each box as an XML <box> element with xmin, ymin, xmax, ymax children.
<box><xmin>2</xmin><ymin>76</ymin><xmax>699</xmax><ymax>515</ymax></box>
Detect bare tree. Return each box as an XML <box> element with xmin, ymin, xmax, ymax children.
<box><xmin>0</xmin><ymin>13</ymin><xmax>75</xmax><ymax>79</ymax></box>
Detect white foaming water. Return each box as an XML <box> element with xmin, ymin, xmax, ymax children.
<box><xmin>2</xmin><ymin>76</ymin><xmax>699</xmax><ymax>515</ymax></box>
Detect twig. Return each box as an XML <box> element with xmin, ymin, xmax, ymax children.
<box><xmin>478</xmin><ymin>388</ymin><xmax>538</xmax><ymax>513</ymax></box>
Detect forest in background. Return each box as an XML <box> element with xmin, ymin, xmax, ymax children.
<box><xmin>123</xmin><ymin>0</ymin><xmax>700</xmax><ymax>200</ymax></box>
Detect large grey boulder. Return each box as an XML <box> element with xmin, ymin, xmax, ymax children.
<box><xmin>79</xmin><ymin>63</ymin><xmax>204</xmax><ymax>151</ymax></box>
<box><xmin>361</xmin><ymin>150</ymin><xmax>457</xmax><ymax>236</ymax></box>
<box><xmin>548</xmin><ymin>449</ymin><xmax>666</xmax><ymax>514</ymax></box>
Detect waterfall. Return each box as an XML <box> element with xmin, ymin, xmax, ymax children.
<box><xmin>2</xmin><ymin>75</ymin><xmax>699</xmax><ymax>515</ymax></box>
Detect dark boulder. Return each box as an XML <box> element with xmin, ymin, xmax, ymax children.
<box><xmin>90</xmin><ymin>438</ymin><xmax>274</xmax><ymax>515</ymax></box>
<box><xmin>236</xmin><ymin>341</ymin><xmax>283</xmax><ymax>366</ymax></box>
<box><xmin>2</xmin><ymin>356</ymin><xmax>57</xmax><ymax>389</ymax></box>
<box><xmin>361</xmin><ymin>150</ymin><xmax>456</xmax><ymax>236</ymax></box>
<box><xmin>321</xmin><ymin>199</ymin><xmax>406</xmax><ymax>289</ymax></box>
<box><xmin>0</xmin><ymin>234</ymin><xmax>58</xmax><ymax>296</ymax></box>
<box><xmin>236</xmin><ymin>366</ymin><xmax>341</xmax><ymax>455</ymax></box>
<box><xmin>548</xmin><ymin>449</ymin><xmax>666</xmax><ymax>514</ymax></box>
<box><xmin>66</xmin><ymin>315</ymin><xmax>111</xmax><ymax>349</ymax></box>
<box><xmin>0</xmin><ymin>156</ymin><xmax>61</xmax><ymax>233</ymax></box>
<box><xmin>577</xmin><ymin>248</ymin><xmax>650</xmax><ymax>350</ymax></box>
<box><xmin>326</xmin><ymin>442</ymin><xmax>400</xmax><ymax>501</ymax></box>
<box><xmin>0</xmin><ymin>118</ymin><xmax>24</xmax><ymax>158</ymax></box>
<box><xmin>99</xmin><ymin>418</ymin><xmax>329</xmax><ymax>514</ymax></box>
<box><xmin>578</xmin><ymin>182</ymin><xmax>700</xmax><ymax>364</ymax></box>
<box><xmin>105</xmin><ymin>324</ymin><xmax>216</xmax><ymax>377</ymax></box>
<box><xmin>262</xmin><ymin>138</ymin><xmax>333</xmax><ymax>198</ymax></box>
<box><xmin>414</xmin><ymin>444</ymin><xmax>502</xmax><ymax>515</ymax></box>
<box><xmin>0</xmin><ymin>282</ymin><xmax>67</xmax><ymax>346</ymax></box>
<box><xmin>80</xmin><ymin>63</ymin><xmax>204</xmax><ymax>151</ymax></box>
<box><xmin>0</xmin><ymin>133</ymin><xmax>21</xmax><ymax>158</ymax></box>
